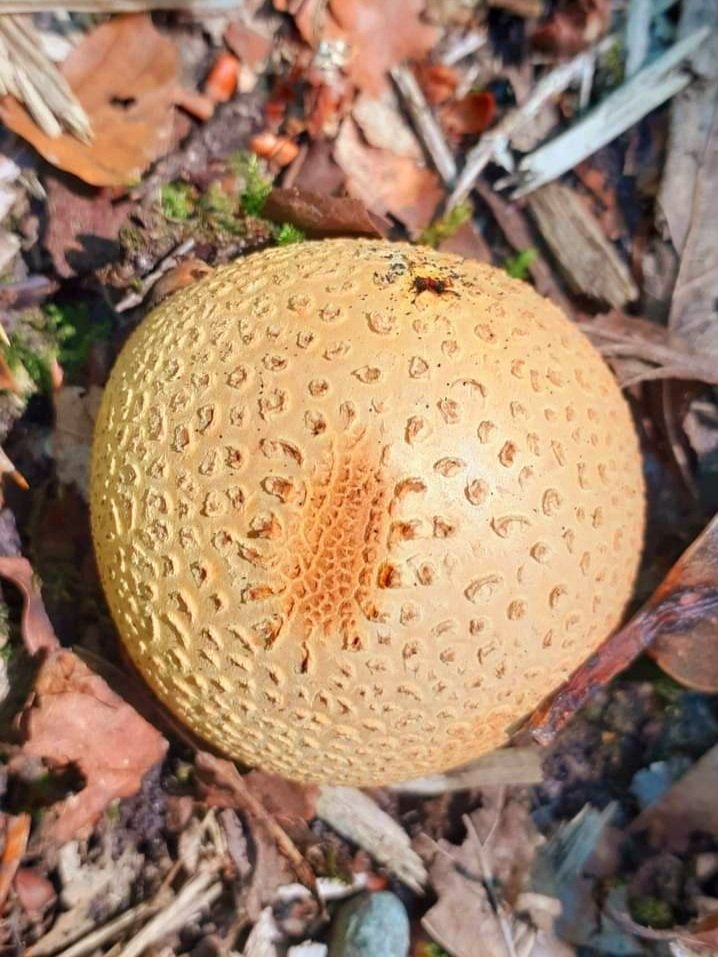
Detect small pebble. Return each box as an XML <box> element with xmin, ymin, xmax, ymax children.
<box><xmin>328</xmin><ymin>892</ymin><xmax>409</xmax><ymax>957</ymax></box>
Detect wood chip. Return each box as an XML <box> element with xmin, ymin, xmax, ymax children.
<box><xmin>526</xmin><ymin>182</ymin><xmax>638</xmax><ymax>308</ymax></box>
<box><xmin>316</xmin><ymin>787</ymin><xmax>427</xmax><ymax>892</ymax></box>
<box><xmin>392</xmin><ymin>747</ymin><xmax>543</xmax><ymax>795</ymax></box>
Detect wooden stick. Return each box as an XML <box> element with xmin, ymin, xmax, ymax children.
<box><xmin>390</xmin><ymin>64</ymin><xmax>457</xmax><ymax>187</ymax></box>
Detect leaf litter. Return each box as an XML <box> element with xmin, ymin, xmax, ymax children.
<box><xmin>1</xmin><ymin>0</ymin><xmax>718</xmax><ymax>954</ymax></box>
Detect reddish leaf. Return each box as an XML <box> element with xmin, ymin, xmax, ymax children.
<box><xmin>224</xmin><ymin>21</ymin><xmax>273</xmax><ymax>69</ymax></box>
<box><xmin>14</xmin><ymin>868</ymin><xmax>56</xmax><ymax>915</ymax></box>
<box><xmin>0</xmin><ymin>556</ymin><xmax>58</xmax><ymax>655</ymax></box>
<box><xmin>15</xmin><ymin>649</ymin><xmax>168</xmax><ymax>844</ymax></box>
<box><xmin>263</xmin><ymin>186</ymin><xmax>386</xmax><ymax>237</ymax></box>
<box><xmin>204</xmin><ymin>52</ymin><xmax>239</xmax><ymax>104</ymax></box>
<box><xmin>244</xmin><ymin>770</ymin><xmax>318</xmax><ymax>825</ymax></box>
<box><xmin>0</xmin><ymin>15</ymin><xmax>181</xmax><ymax>187</ymax></box>
<box><xmin>441</xmin><ymin>91</ymin><xmax>496</xmax><ymax>137</ymax></box>
<box><xmin>250</xmin><ymin>132</ymin><xmax>301</xmax><ymax>166</ymax></box>
<box><xmin>334</xmin><ymin>118</ymin><xmax>443</xmax><ymax>236</ymax></box>
<box><xmin>44</xmin><ymin>176</ymin><xmax>131</xmax><ymax>279</ymax></box>
<box><xmin>413</xmin><ymin>63</ymin><xmax>459</xmax><ymax>105</ymax></box>
<box><xmin>525</xmin><ymin>514</ymin><xmax>718</xmax><ymax>745</ymax></box>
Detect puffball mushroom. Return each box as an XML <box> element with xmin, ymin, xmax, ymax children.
<box><xmin>91</xmin><ymin>239</ymin><xmax>644</xmax><ymax>786</ymax></box>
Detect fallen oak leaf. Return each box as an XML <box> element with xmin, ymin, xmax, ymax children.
<box><xmin>0</xmin><ymin>556</ymin><xmax>58</xmax><ymax>655</ymax></box>
<box><xmin>334</xmin><ymin>118</ymin><xmax>443</xmax><ymax>236</ymax></box>
<box><xmin>0</xmin><ymin>813</ymin><xmax>31</xmax><ymax>910</ymax></box>
<box><xmin>14</xmin><ymin>648</ymin><xmax>168</xmax><ymax>844</ymax></box>
<box><xmin>524</xmin><ymin>513</ymin><xmax>718</xmax><ymax>745</ymax></box>
<box><xmin>262</xmin><ymin>186</ymin><xmax>387</xmax><ymax>237</ymax></box>
<box><xmin>0</xmin><ymin>15</ymin><xmax>181</xmax><ymax>188</ymax></box>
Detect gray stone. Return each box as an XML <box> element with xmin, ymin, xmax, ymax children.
<box><xmin>328</xmin><ymin>892</ymin><xmax>410</xmax><ymax>957</ymax></box>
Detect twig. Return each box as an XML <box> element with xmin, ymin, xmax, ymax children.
<box><xmin>196</xmin><ymin>751</ymin><xmax>317</xmax><ymax>893</ymax></box>
<box><xmin>116</xmin><ymin>864</ymin><xmax>222</xmax><ymax>957</ymax></box>
<box><xmin>447</xmin><ymin>36</ymin><xmax>614</xmax><ymax>210</ymax></box>
<box><xmin>514</xmin><ymin>27</ymin><xmax>711</xmax><ymax>196</ymax></box>
<box><xmin>115</xmin><ymin>239</ymin><xmax>196</xmax><ymax>313</ymax></box>
<box><xmin>625</xmin><ymin>0</ymin><xmax>653</xmax><ymax>77</ymax></box>
<box><xmin>50</xmin><ymin>900</ymin><xmax>166</xmax><ymax>957</ymax></box>
<box><xmin>440</xmin><ymin>30</ymin><xmax>487</xmax><ymax>66</ymax></box>
<box><xmin>390</xmin><ymin>65</ymin><xmax>457</xmax><ymax>187</ymax></box>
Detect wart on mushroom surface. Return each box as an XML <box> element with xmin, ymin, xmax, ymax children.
<box><xmin>90</xmin><ymin>239</ymin><xmax>645</xmax><ymax>787</ymax></box>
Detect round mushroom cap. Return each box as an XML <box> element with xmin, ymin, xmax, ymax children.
<box><xmin>91</xmin><ymin>239</ymin><xmax>644</xmax><ymax>786</ymax></box>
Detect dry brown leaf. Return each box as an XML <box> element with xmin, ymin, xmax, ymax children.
<box><xmin>53</xmin><ymin>385</ymin><xmax>103</xmax><ymax>500</ymax></box>
<box><xmin>195</xmin><ymin>751</ymin><xmax>317</xmax><ymax>892</ymax></box>
<box><xmin>438</xmin><ymin>219</ymin><xmax>492</xmax><ymax>263</ymax></box>
<box><xmin>263</xmin><ymin>186</ymin><xmax>386</xmax><ymax>238</ymax></box>
<box><xmin>15</xmin><ymin>649</ymin><xmax>168</xmax><ymax>844</ymax></box>
<box><xmin>580</xmin><ymin>311</ymin><xmax>718</xmax><ymax>387</ymax></box>
<box><xmin>44</xmin><ymin>176</ymin><xmax>131</xmax><ymax>278</ymax></box>
<box><xmin>419</xmin><ymin>791</ymin><xmax>546</xmax><ymax>957</ymax></box>
<box><xmin>224</xmin><ymin>20</ymin><xmax>274</xmax><ymax>69</ymax></box>
<box><xmin>0</xmin><ymin>556</ymin><xmax>58</xmax><ymax>655</ymax></box>
<box><xmin>352</xmin><ymin>89</ymin><xmax>423</xmax><ymax>159</ymax></box>
<box><xmin>0</xmin><ymin>15</ymin><xmax>181</xmax><ymax>187</ymax></box>
<box><xmin>334</xmin><ymin>118</ymin><xmax>443</xmax><ymax>236</ymax></box>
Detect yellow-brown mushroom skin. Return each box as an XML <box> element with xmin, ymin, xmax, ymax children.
<box><xmin>91</xmin><ymin>239</ymin><xmax>644</xmax><ymax>785</ymax></box>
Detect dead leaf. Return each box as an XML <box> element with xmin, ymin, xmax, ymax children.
<box><xmin>441</xmin><ymin>91</ymin><xmax>496</xmax><ymax>137</ymax></box>
<box><xmin>195</xmin><ymin>750</ymin><xmax>316</xmax><ymax>892</ymax></box>
<box><xmin>53</xmin><ymin>386</ymin><xmax>104</xmax><ymax>500</ymax></box>
<box><xmin>0</xmin><ymin>556</ymin><xmax>58</xmax><ymax>655</ymax></box>
<box><xmin>413</xmin><ymin>62</ymin><xmax>459</xmax><ymax>104</ymax></box>
<box><xmin>0</xmin><ymin>814</ymin><xmax>31</xmax><ymax>910</ymax></box>
<box><xmin>224</xmin><ymin>20</ymin><xmax>274</xmax><ymax>69</ymax></box>
<box><xmin>667</xmin><ymin>108</ymin><xmax>718</xmax><ymax>357</ymax></box>
<box><xmin>658</xmin><ymin>0</ymin><xmax>718</xmax><ymax>256</ymax></box>
<box><xmin>147</xmin><ymin>258</ymin><xmax>213</xmax><ymax>307</ymax></box>
<box><xmin>419</xmin><ymin>790</ymin><xmax>547</xmax><ymax>957</ymax></box>
<box><xmin>244</xmin><ymin>770</ymin><xmax>318</xmax><ymax>825</ymax></box>
<box><xmin>334</xmin><ymin>118</ymin><xmax>443</xmax><ymax>236</ymax></box>
<box><xmin>0</xmin><ymin>16</ymin><xmax>181</xmax><ymax>187</ymax></box>
<box><xmin>531</xmin><ymin>0</ymin><xmax>611</xmax><ymax>56</ymax></box>
<box><xmin>44</xmin><ymin>176</ymin><xmax>131</xmax><ymax>279</ymax></box>
<box><xmin>526</xmin><ymin>514</ymin><xmax>718</xmax><ymax>744</ymax></box>
<box><xmin>438</xmin><ymin>219</ymin><xmax>492</xmax><ymax>262</ymax></box>
<box><xmin>251</xmin><ymin>131</ymin><xmax>301</xmax><ymax>166</ymax></box>
<box><xmin>352</xmin><ymin>89</ymin><xmax>423</xmax><ymax>158</ymax></box>
<box><xmin>15</xmin><ymin>649</ymin><xmax>168</xmax><ymax>844</ymax></box>
<box><xmin>263</xmin><ymin>186</ymin><xmax>386</xmax><ymax>237</ymax></box>
<box><xmin>580</xmin><ymin>311</ymin><xmax>718</xmax><ymax>387</ymax></box>
<box><xmin>286</xmin><ymin>139</ymin><xmax>346</xmax><ymax>195</ymax></box>
<box><xmin>13</xmin><ymin>867</ymin><xmax>56</xmax><ymax>915</ymax></box>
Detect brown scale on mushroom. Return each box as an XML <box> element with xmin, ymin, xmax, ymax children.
<box><xmin>91</xmin><ymin>239</ymin><xmax>645</xmax><ymax>786</ymax></box>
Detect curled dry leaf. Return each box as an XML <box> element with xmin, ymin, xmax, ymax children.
<box><xmin>14</xmin><ymin>649</ymin><xmax>168</xmax><ymax>845</ymax></box>
<box><xmin>0</xmin><ymin>15</ymin><xmax>181</xmax><ymax>188</ymax></box>
<box><xmin>263</xmin><ymin>186</ymin><xmax>386</xmax><ymax>237</ymax></box>
<box><xmin>441</xmin><ymin>91</ymin><xmax>496</xmax><ymax>137</ymax></box>
<box><xmin>0</xmin><ymin>556</ymin><xmax>58</xmax><ymax>655</ymax></box>
<box><xmin>526</xmin><ymin>513</ymin><xmax>718</xmax><ymax>744</ymax></box>
<box><xmin>334</xmin><ymin>118</ymin><xmax>443</xmax><ymax>236</ymax></box>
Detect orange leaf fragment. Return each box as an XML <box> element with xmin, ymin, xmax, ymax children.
<box><xmin>204</xmin><ymin>52</ymin><xmax>239</xmax><ymax>103</ymax></box>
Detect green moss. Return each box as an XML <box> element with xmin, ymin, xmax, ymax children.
<box><xmin>45</xmin><ymin>302</ymin><xmax>111</xmax><ymax>374</ymax></box>
<box><xmin>4</xmin><ymin>336</ymin><xmax>50</xmax><ymax>392</ymax></box>
<box><xmin>419</xmin><ymin>200</ymin><xmax>473</xmax><ymax>248</ymax></box>
<box><xmin>161</xmin><ymin>181</ymin><xmax>196</xmax><ymax>221</ymax></box>
<box><xmin>420</xmin><ymin>945</ymin><xmax>450</xmax><ymax>957</ymax></box>
<box><xmin>230</xmin><ymin>151</ymin><xmax>272</xmax><ymax>216</ymax></box>
<box><xmin>275</xmin><ymin>222</ymin><xmax>305</xmax><ymax>245</ymax></box>
<box><xmin>503</xmin><ymin>247</ymin><xmax>537</xmax><ymax>281</ymax></box>
<box><xmin>630</xmin><ymin>896</ymin><xmax>674</xmax><ymax>929</ymax></box>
